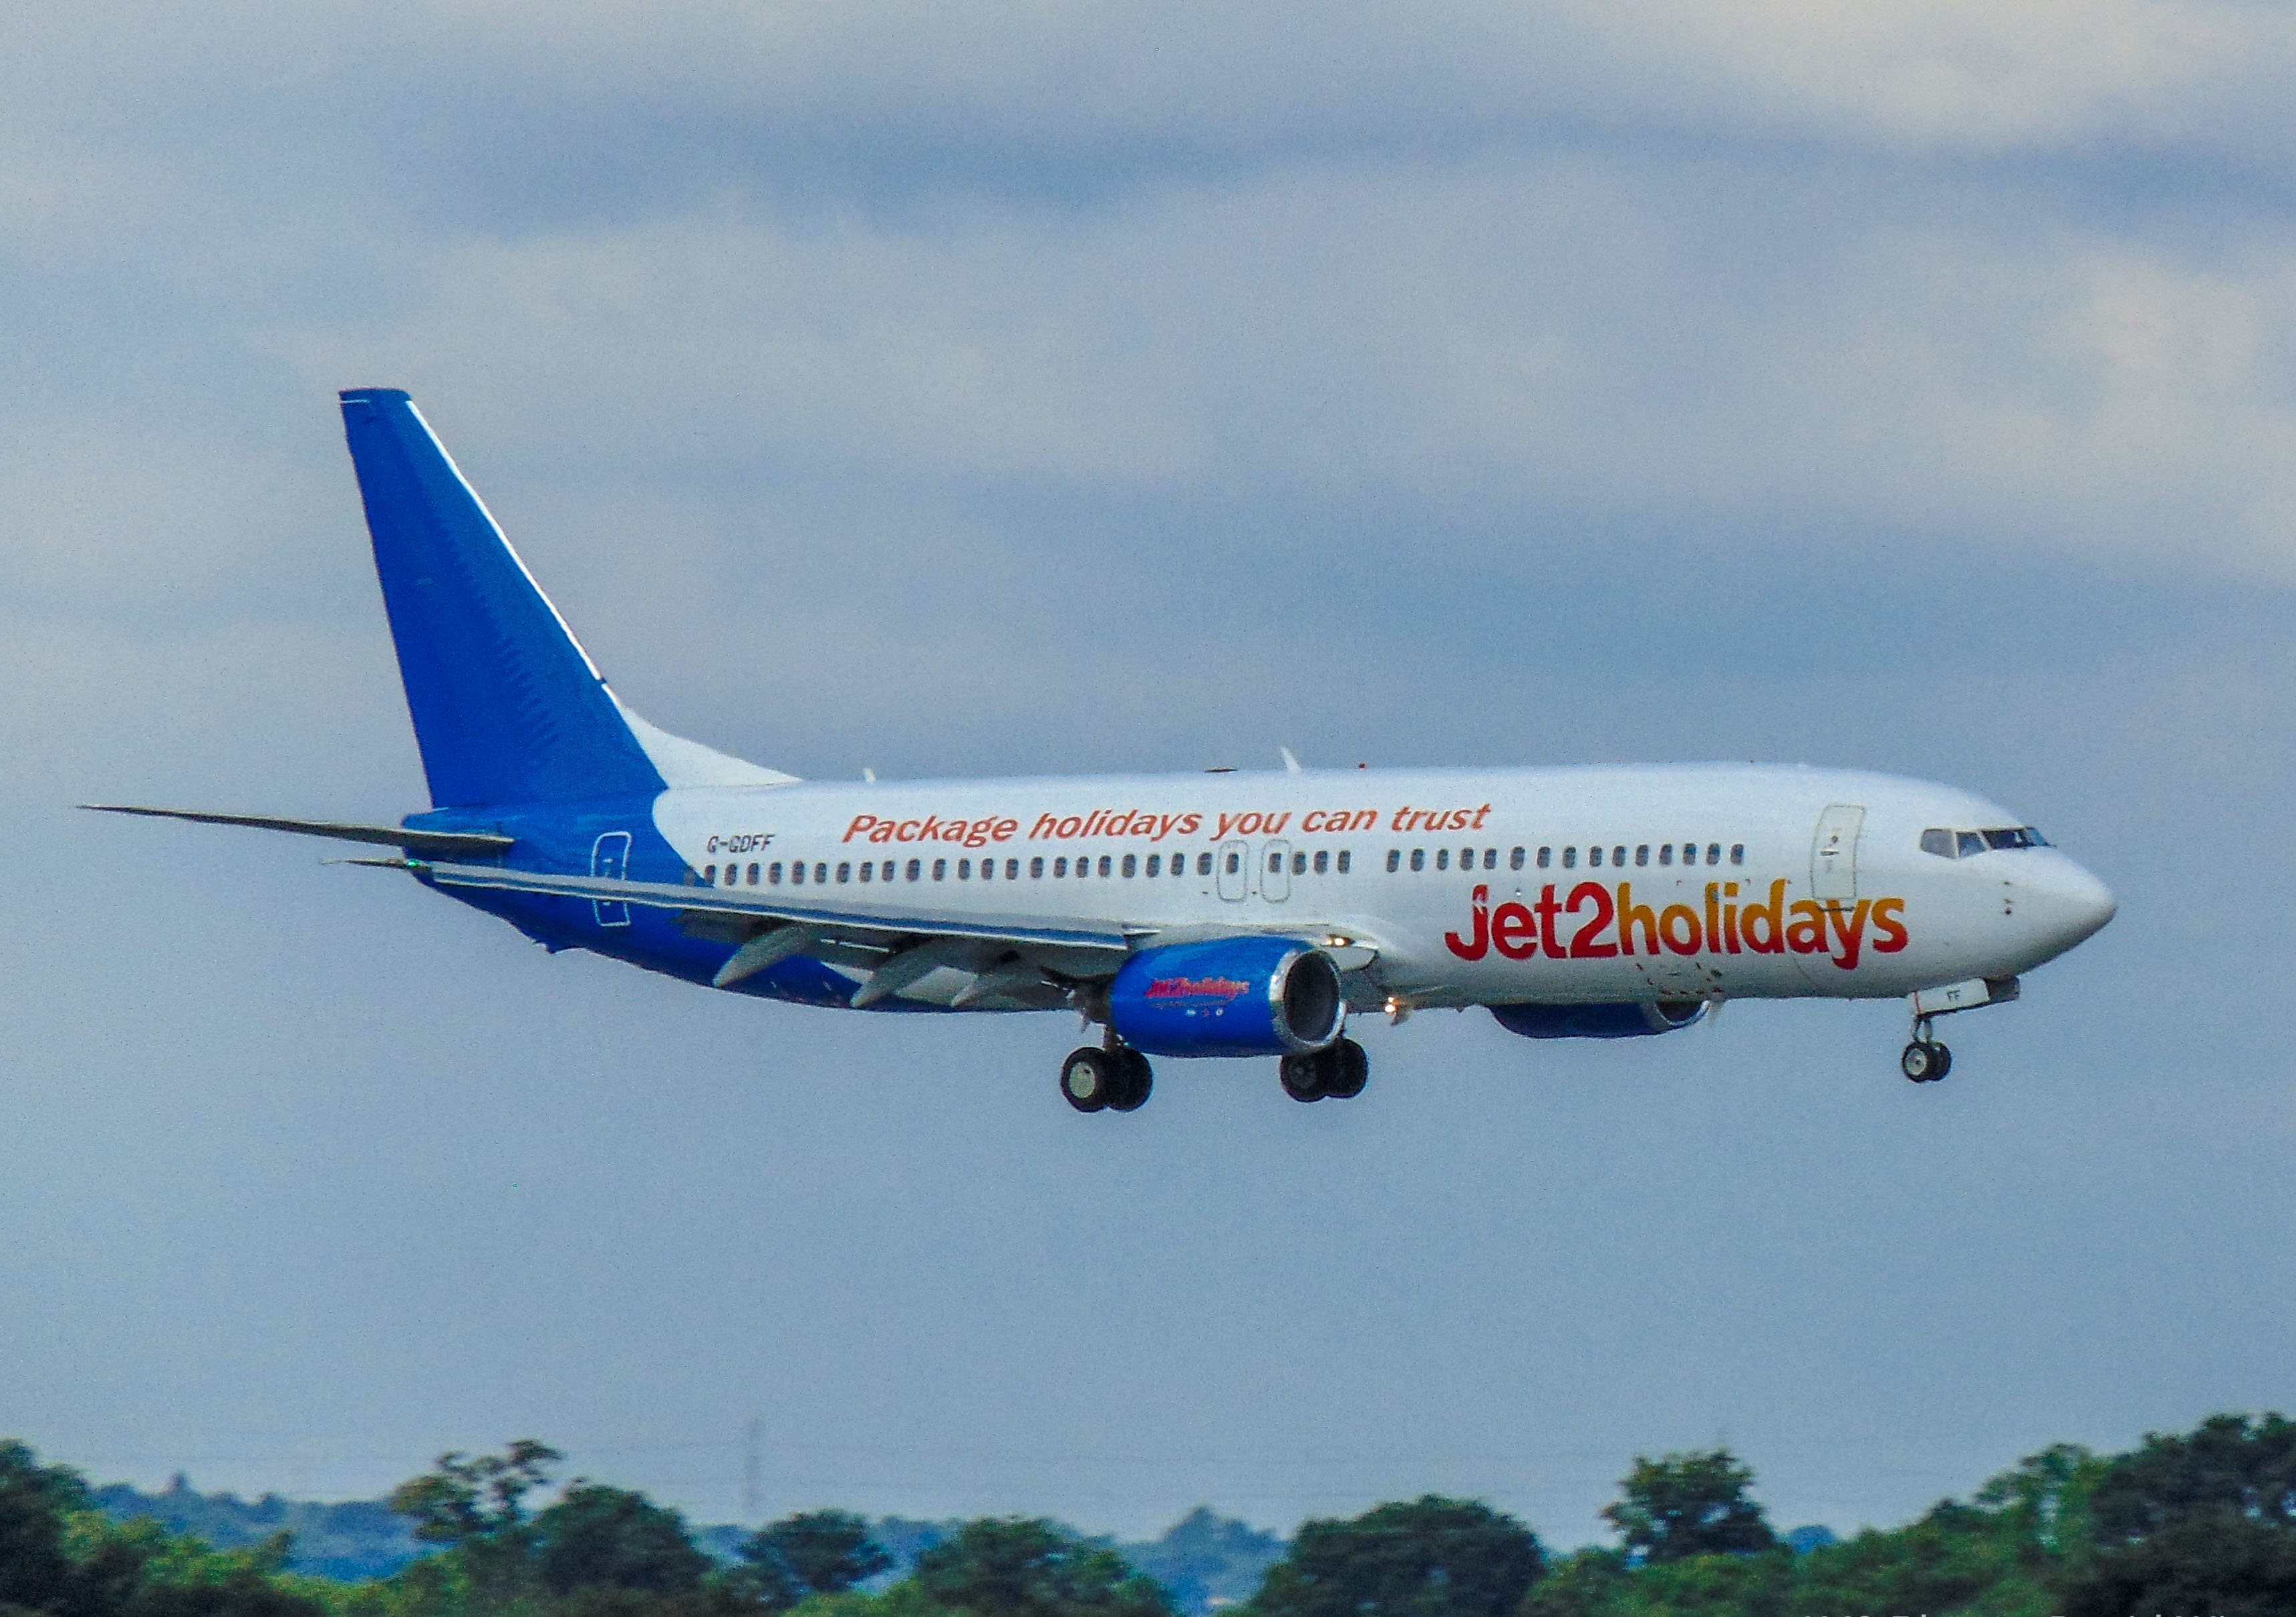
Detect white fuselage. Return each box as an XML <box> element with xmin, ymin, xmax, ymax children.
<box><xmin>650</xmin><ymin>761</ymin><xmax>2116</xmax><ymax>1011</ymax></box>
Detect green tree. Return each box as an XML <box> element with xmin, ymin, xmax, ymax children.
<box><xmin>0</xmin><ymin>1439</ymin><xmax>85</xmax><ymax>1612</ymax></box>
<box><xmin>527</xmin><ymin>1487</ymin><xmax>713</xmax><ymax>1598</ymax></box>
<box><xmin>741</xmin><ymin>1511</ymin><xmax>891</xmax><ymax>1610</ymax></box>
<box><xmin>2086</xmin><ymin>1411</ymin><xmax>2296</xmax><ymax>1543</ymax></box>
<box><xmin>1248</xmin><ymin>1497</ymin><xmax>1543</xmax><ymax>1617</ymax></box>
<box><xmin>911</xmin><ymin>1519</ymin><xmax>1170</xmax><ymax>1617</ymax></box>
<box><xmin>2051</xmin><ymin>1412</ymin><xmax>2296</xmax><ymax>1616</ymax></box>
<box><xmin>386</xmin><ymin>1444</ymin><xmax>563</xmax><ymax>1548</ymax></box>
<box><xmin>1515</xmin><ymin>1550</ymin><xmax>1627</xmax><ymax>1617</ymax></box>
<box><xmin>2059</xmin><ymin>1509</ymin><xmax>2296</xmax><ymax>1617</ymax></box>
<box><xmin>1599</xmin><ymin>1453</ymin><xmax>1773</xmax><ymax>1565</ymax></box>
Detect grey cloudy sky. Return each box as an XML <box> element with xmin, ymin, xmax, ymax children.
<box><xmin>4</xmin><ymin>0</ymin><xmax>2295</xmax><ymax>1548</ymax></box>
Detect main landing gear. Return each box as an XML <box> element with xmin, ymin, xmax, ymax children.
<box><xmin>1279</xmin><ymin>1038</ymin><xmax>1369</xmax><ymax>1103</ymax></box>
<box><xmin>1061</xmin><ymin>1043</ymin><xmax>1152</xmax><ymax>1114</ymax></box>
<box><xmin>1901</xmin><ymin>1015</ymin><xmax>1952</xmax><ymax>1084</ymax></box>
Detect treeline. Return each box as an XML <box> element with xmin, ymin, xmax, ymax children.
<box><xmin>8</xmin><ymin>1412</ymin><xmax>2295</xmax><ymax>1617</ymax></box>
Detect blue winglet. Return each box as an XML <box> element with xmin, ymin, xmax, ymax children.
<box><xmin>339</xmin><ymin>389</ymin><xmax>665</xmax><ymax>808</ymax></box>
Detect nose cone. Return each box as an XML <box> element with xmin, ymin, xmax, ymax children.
<box><xmin>2014</xmin><ymin>852</ymin><xmax>2117</xmax><ymax>963</ymax></box>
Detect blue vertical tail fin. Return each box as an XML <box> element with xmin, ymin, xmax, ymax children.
<box><xmin>339</xmin><ymin>389</ymin><xmax>788</xmax><ymax>807</ymax></box>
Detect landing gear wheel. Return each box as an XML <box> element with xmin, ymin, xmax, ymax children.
<box><xmin>1106</xmin><ymin>1048</ymin><xmax>1154</xmax><ymax>1112</ymax></box>
<box><xmin>1279</xmin><ymin>1051</ymin><xmax>1326</xmax><ymax>1102</ymax></box>
<box><xmin>1322</xmin><ymin>1038</ymin><xmax>1368</xmax><ymax>1100</ymax></box>
<box><xmin>1900</xmin><ymin>1040</ymin><xmax>1951</xmax><ymax>1082</ymax></box>
<box><xmin>1061</xmin><ymin>1047</ymin><xmax>1114</xmax><ymax>1112</ymax></box>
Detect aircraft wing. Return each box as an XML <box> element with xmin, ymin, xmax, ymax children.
<box><xmin>410</xmin><ymin>860</ymin><xmax>1136</xmax><ymax>955</ymax></box>
<box><xmin>81</xmin><ymin>804</ymin><xmax>516</xmax><ymax>860</ymax></box>
<box><xmin>408</xmin><ymin>861</ymin><xmax>1385</xmax><ymax>1003</ymax></box>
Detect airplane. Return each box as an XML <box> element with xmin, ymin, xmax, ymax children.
<box><xmin>86</xmin><ymin>390</ymin><xmax>2118</xmax><ymax>1111</ymax></box>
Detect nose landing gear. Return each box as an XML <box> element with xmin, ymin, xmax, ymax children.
<box><xmin>1900</xmin><ymin>1015</ymin><xmax>1951</xmax><ymax>1083</ymax></box>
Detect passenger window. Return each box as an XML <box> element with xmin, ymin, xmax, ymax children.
<box><xmin>1612</xmin><ymin>845</ymin><xmax>1625</xmax><ymax>866</ymax></box>
<box><xmin>1510</xmin><ymin>847</ymin><xmax>1525</xmax><ymax>870</ymax></box>
<box><xmin>1055</xmin><ymin>857</ymin><xmax>1069</xmax><ymax>876</ymax></box>
<box><xmin>1410</xmin><ymin>849</ymin><xmax>1425</xmax><ymax>872</ymax></box>
<box><xmin>1223</xmin><ymin>852</ymin><xmax>1239</xmax><ymax>874</ymax></box>
<box><xmin>1123</xmin><ymin>854</ymin><xmax>1138</xmax><ymax>878</ymax></box>
<box><xmin>812</xmin><ymin>862</ymin><xmax>825</xmax><ymax>884</ymax></box>
<box><xmin>838</xmin><ymin>862</ymin><xmax>852</xmax><ymax>883</ymax></box>
<box><xmin>1589</xmin><ymin>846</ymin><xmax>1602</xmax><ymax>868</ymax></box>
<box><xmin>1730</xmin><ymin>844</ymin><xmax>1745</xmax><ymax>865</ymax></box>
<box><xmin>791</xmin><ymin>862</ymin><xmax>805</xmax><ymax>886</ymax></box>
<box><xmin>1958</xmin><ymin>831</ymin><xmax>1987</xmax><ymax>857</ymax></box>
<box><xmin>1098</xmin><ymin>856</ymin><xmax>1112</xmax><ymax>877</ymax></box>
<box><xmin>906</xmin><ymin>858</ymin><xmax>921</xmax><ymax>881</ymax></box>
<box><xmin>1313</xmin><ymin>850</ymin><xmax>1328</xmax><ymax>874</ymax></box>
<box><xmin>932</xmin><ymin>858</ymin><xmax>946</xmax><ymax>880</ymax></box>
<box><xmin>1920</xmin><ymin>828</ymin><xmax>1954</xmax><ymax>858</ymax></box>
<box><xmin>1537</xmin><ymin>846</ymin><xmax>1551</xmax><ymax>868</ymax></box>
<box><xmin>747</xmin><ymin>863</ymin><xmax>759</xmax><ymax>884</ymax></box>
<box><xmin>1562</xmin><ymin>847</ymin><xmax>1577</xmax><ymax>868</ymax></box>
<box><xmin>1483</xmin><ymin>849</ymin><xmax>1497</xmax><ymax>870</ymax></box>
<box><xmin>1386</xmin><ymin>850</ymin><xmax>1401</xmax><ymax>872</ymax></box>
<box><xmin>1031</xmin><ymin>857</ymin><xmax>1045</xmax><ymax>878</ymax></box>
<box><xmin>1658</xmin><ymin>844</ymin><xmax>1672</xmax><ymax>866</ymax></box>
<box><xmin>703</xmin><ymin>865</ymin><xmax>717</xmax><ymax>884</ymax></box>
<box><xmin>769</xmin><ymin>862</ymin><xmax>783</xmax><ymax>884</ymax></box>
<box><xmin>1198</xmin><ymin>852</ymin><xmax>1213</xmax><ymax>876</ymax></box>
<box><xmin>858</xmin><ymin>862</ymin><xmax>872</xmax><ymax>882</ymax></box>
<box><xmin>1705</xmin><ymin>844</ymin><xmax>1719</xmax><ymax>866</ymax></box>
<box><xmin>1293</xmin><ymin>851</ymin><xmax>1307</xmax><ymax>874</ymax></box>
<box><xmin>1146</xmin><ymin>854</ymin><xmax>1162</xmax><ymax>877</ymax></box>
<box><xmin>1337</xmin><ymin>850</ymin><xmax>1352</xmax><ymax>873</ymax></box>
<box><xmin>1436</xmin><ymin>850</ymin><xmax>1450</xmax><ymax>870</ymax></box>
<box><xmin>1268</xmin><ymin>851</ymin><xmax>1282</xmax><ymax>872</ymax></box>
<box><xmin>1634</xmin><ymin>845</ymin><xmax>1648</xmax><ymax>867</ymax></box>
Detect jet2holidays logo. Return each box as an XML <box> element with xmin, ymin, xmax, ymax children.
<box><xmin>1445</xmin><ymin>880</ymin><xmax>1908</xmax><ymax>971</ymax></box>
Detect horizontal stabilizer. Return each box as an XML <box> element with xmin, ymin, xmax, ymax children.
<box><xmin>80</xmin><ymin>804</ymin><xmax>514</xmax><ymax>859</ymax></box>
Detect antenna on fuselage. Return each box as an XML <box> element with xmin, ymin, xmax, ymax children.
<box><xmin>1279</xmin><ymin>747</ymin><xmax>1303</xmax><ymax>775</ymax></box>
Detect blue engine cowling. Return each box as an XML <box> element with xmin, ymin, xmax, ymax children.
<box><xmin>1489</xmin><ymin>1001</ymin><xmax>1707</xmax><ymax>1039</ymax></box>
<box><xmin>1109</xmin><ymin>937</ymin><xmax>1345</xmax><ymax>1058</ymax></box>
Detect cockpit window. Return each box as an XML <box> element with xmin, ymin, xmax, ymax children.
<box><xmin>1926</xmin><ymin>825</ymin><xmax>2052</xmax><ymax>858</ymax></box>
<box><xmin>1984</xmin><ymin>826</ymin><xmax>2049</xmax><ymax>850</ymax></box>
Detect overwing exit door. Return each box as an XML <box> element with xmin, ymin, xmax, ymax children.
<box><xmin>1217</xmin><ymin>840</ymin><xmax>1249</xmax><ymax>901</ymax></box>
<box><xmin>1261</xmin><ymin>840</ymin><xmax>1292</xmax><ymax>902</ymax></box>
<box><xmin>591</xmin><ymin>831</ymin><xmax>632</xmax><ymax>926</ymax></box>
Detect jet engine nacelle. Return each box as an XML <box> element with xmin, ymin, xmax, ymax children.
<box><xmin>1489</xmin><ymin>1000</ymin><xmax>1707</xmax><ymax>1040</ymax></box>
<box><xmin>1109</xmin><ymin>937</ymin><xmax>1345</xmax><ymax>1058</ymax></box>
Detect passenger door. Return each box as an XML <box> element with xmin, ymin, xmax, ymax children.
<box><xmin>1811</xmin><ymin>805</ymin><xmax>1864</xmax><ymax>902</ymax></box>
<box><xmin>1261</xmin><ymin>840</ymin><xmax>1292</xmax><ymax>902</ymax></box>
<box><xmin>1217</xmin><ymin>839</ymin><xmax>1250</xmax><ymax>901</ymax></box>
<box><xmin>590</xmin><ymin>831</ymin><xmax>632</xmax><ymax>926</ymax></box>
